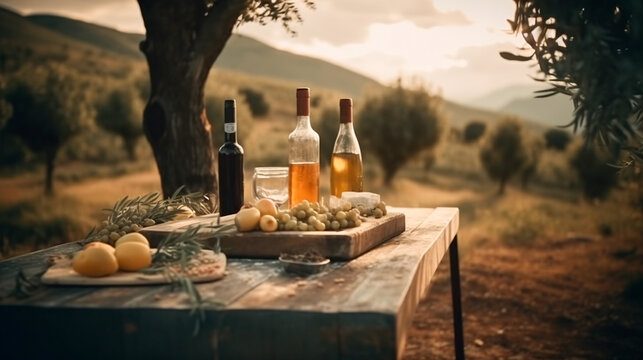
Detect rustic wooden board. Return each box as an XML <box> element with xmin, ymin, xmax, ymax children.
<box><xmin>140</xmin><ymin>211</ymin><xmax>406</xmax><ymax>260</ymax></box>
<box><xmin>41</xmin><ymin>250</ymin><xmax>226</xmax><ymax>286</ymax></box>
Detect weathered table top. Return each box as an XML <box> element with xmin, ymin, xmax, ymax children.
<box><xmin>0</xmin><ymin>207</ymin><xmax>459</xmax><ymax>360</ymax></box>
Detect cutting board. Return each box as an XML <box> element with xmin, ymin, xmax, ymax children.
<box><xmin>140</xmin><ymin>212</ymin><xmax>405</xmax><ymax>260</ymax></box>
<box><xmin>41</xmin><ymin>250</ymin><xmax>226</xmax><ymax>286</ymax></box>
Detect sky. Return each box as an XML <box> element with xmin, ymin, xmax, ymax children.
<box><xmin>0</xmin><ymin>0</ymin><xmax>540</xmax><ymax>102</ymax></box>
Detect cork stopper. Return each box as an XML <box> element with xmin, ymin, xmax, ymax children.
<box><xmin>339</xmin><ymin>98</ymin><xmax>352</xmax><ymax>123</ymax></box>
<box><xmin>296</xmin><ymin>87</ymin><xmax>310</xmax><ymax>116</ymax></box>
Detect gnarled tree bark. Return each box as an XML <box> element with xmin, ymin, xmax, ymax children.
<box><xmin>136</xmin><ymin>0</ymin><xmax>248</xmax><ymax>201</ymax></box>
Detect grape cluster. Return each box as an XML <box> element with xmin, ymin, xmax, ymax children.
<box><xmin>275</xmin><ymin>200</ymin><xmax>387</xmax><ymax>232</ymax></box>
<box><xmin>93</xmin><ymin>217</ymin><xmax>157</xmax><ymax>244</ymax></box>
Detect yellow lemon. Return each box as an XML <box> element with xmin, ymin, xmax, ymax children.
<box><xmin>72</xmin><ymin>246</ymin><xmax>118</xmax><ymax>277</ymax></box>
<box><xmin>234</xmin><ymin>207</ymin><xmax>261</xmax><ymax>232</ymax></box>
<box><xmin>115</xmin><ymin>242</ymin><xmax>152</xmax><ymax>271</ymax></box>
<box><xmin>83</xmin><ymin>241</ymin><xmax>115</xmax><ymax>252</ymax></box>
<box><xmin>115</xmin><ymin>232</ymin><xmax>150</xmax><ymax>248</ymax></box>
<box><xmin>254</xmin><ymin>198</ymin><xmax>278</xmax><ymax>218</ymax></box>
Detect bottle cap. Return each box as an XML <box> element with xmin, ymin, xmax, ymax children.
<box><xmin>296</xmin><ymin>87</ymin><xmax>310</xmax><ymax>116</ymax></box>
<box><xmin>339</xmin><ymin>98</ymin><xmax>352</xmax><ymax>123</ymax></box>
<box><xmin>224</xmin><ymin>99</ymin><xmax>236</xmax><ymax>123</ymax></box>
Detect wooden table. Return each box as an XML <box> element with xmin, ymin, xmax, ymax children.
<box><xmin>0</xmin><ymin>207</ymin><xmax>464</xmax><ymax>360</ymax></box>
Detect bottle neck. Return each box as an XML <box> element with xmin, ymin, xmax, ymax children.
<box><xmin>338</xmin><ymin>122</ymin><xmax>355</xmax><ymax>134</ymax></box>
<box><xmin>224</xmin><ymin>122</ymin><xmax>237</xmax><ymax>143</ymax></box>
<box><xmin>333</xmin><ymin>121</ymin><xmax>361</xmax><ymax>155</ymax></box>
<box><xmin>295</xmin><ymin>115</ymin><xmax>312</xmax><ymax>129</ymax></box>
<box><xmin>224</xmin><ymin>99</ymin><xmax>237</xmax><ymax>143</ymax></box>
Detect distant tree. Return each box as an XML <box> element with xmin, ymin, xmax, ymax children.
<box><xmin>5</xmin><ymin>68</ymin><xmax>91</xmax><ymax>195</ymax></box>
<box><xmin>480</xmin><ymin>117</ymin><xmax>528</xmax><ymax>194</ymax></box>
<box><xmin>569</xmin><ymin>141</ymin><xmax>619</xmax><ymax>199</ymax></box>
<box><xmin>310</xmin><ymin>95</ymin><xmax>322</xmax><ymax>108</ymax></box>
<box><xmin>313</xmin><ymin>106</ymin><xmax>339</xmax><ymax>168</ymax></box>
<box><xmin>544</xmin><ymin>128</ymin><xmax>572</xmax><ymax>151</ymax></box>
<box><xmin>520</xmin><ymin>135</ymin><xmax>544</xmax><ymax>190</ymax></box>
<box><xmin>0</xmin><ymin>83</ymin><xmax>12</xmax><ymax>130</ymax></box>
<box><xmin>238</xmin><ymin>87</ymin><xmax>270</xmax><ymax>117</ymax></box>
<box><xmin>204</xmin><ymin>95</ymin><xmax>253</xmax><ymax>149</ymax></box>
<box><xmin>462</xmin><ymin>121</ymin><xmax>486</xmax><ymax>143</ymax></box>
<box><xmin>136</xmin><ymin>0</ymin><xmax>314</xmax><ymax>198</ymax></box>
<box><xmin>356</xmin><ymin>82</ymin><xmax>446</xmax><ymax>184</ymax></box>
<box><xmin>134</xmin><ymin>74</ymin><xmax>150</xmax><ymax>102</ymax></box>
<box><xmin>503</xmin><ymin>0</ymin><xmax>643</xmax><ymax>162</ymax></box>
<box><xmin>95</xmin><ymin>86</ymin><xmax>144</xmax><ymax>161</ymax></box>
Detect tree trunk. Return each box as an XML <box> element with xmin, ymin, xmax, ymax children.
<box><xmin>123</xmin><ymin>137</ymin><xmax>138</xmax><ymax>162</ymax></box>
<box><xmin>137</xmin><ymin>0</ymin><xmax>247</xmax><ymax>199</ymax></box>
<box><xmin>44</xmin><ymin>147</ymin><xmax>57</xmax><ymax>196</ymax></box>
<box><xmin>521</xmin><ymin>171</ymin><xmax>529</xmax><ymax>190</ymax></box>
<box><xmin>498</xmin><ymin>177</ymin><xmax>507</xmax><ymax>195</ymax></box>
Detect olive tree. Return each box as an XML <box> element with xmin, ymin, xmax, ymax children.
<box><xmin>136</xmin><ymin>0</ymin><xmax>314</xmax><ymax>199</ymax></box>
<box><xmin>463</xmin><ymin>120</ymin><xmax>486</xmax><ymax>143</ymax></box>
<box><xmin>5</xmin><ymin>67</ymin><xmax>91</xmax><ymax>195</ymax></box>
<box><xmin>239</xmin><ymin>87</ymin><xmax>270</xmax><ymax>117</ymax></box>
<box><xmin>502</xmin><ymin>0</ymin><xmax>643</xmax><ymax>163</ymax></box>
<box><xmin>479</xmin><ymin>117</ymin><xmax>528</xmax><ymax>194</ymax></box>
<box><xmin>568</xmin><ymin>140</ymin><xmax>619</xmax><ymax>199</ymax></box>
<box><xmin>520</xmin><ymin>135</ymin><xmax>544</xmax><ymax>190</ymax></box>
<box><xmin>0</xmin><ymin>94</ymin><xmax>11</xmax><ymax>131</ymax></box>
<box><xmin>356</xmin><ymin>83</ymin><xmax>446</xmax><ymax>184</ymax></box>
<box><xmin>95</xmin><ymin>86</ymin><xmax>144</xmax><ymax>161</ymax></box>
<box><xmin>544</xmin><ymin>128</ymin><xmax>572</xmax><ymax>151</ymax></box>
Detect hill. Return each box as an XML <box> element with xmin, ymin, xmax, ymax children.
<box><xmin>468</xmin><ymin>84</ymin><xmax>545</xmax><ymax>110</ymax></box>
<box><xmin>27</xmin><ymin>14</ymin><xmax>145</xmax><ymax>59</ymax></box>
<box><xmin>18</xmin><ymin>11</ymin><xmax>380</xmax><ymax>97</ymax></box>
<box><xmin>470</xmin><ymin>83</ymin><xmax>576</xmax><ymax>129</ymax></box>
<box><xmin>501</xmin><ymin>94</ymin><xmax>575</xmax><ymax>128</ymax></box>
<box><xmin>0</xmin><ymin>7</ymin><xmax>97</xmax><ymax>53</ymax></box>
<box><xmin>0</xmin><ymin>5</ymin><xmax>547</xmax><ymax>132</ymax></box>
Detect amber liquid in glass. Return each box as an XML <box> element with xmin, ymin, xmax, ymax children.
<box><xmin>289</xmin><ymin>162</ymin><xmax>320</xmax><ymax>207</ymax></box>
<box><xmin>330</xmin><ymin>153</ymin><xmax>363</xmax><ymax>197</ymax></box>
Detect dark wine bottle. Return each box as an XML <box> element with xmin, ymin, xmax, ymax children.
<box><xmin>218</xmin><ymin>99</ymin><xmax>244</xmax><ymax>215</ymax></box>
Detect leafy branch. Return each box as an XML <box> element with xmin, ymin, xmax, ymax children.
<box><xmin>503</xmin><ymin>0</ymin><xmax>643</xmax><ymax>163</ymax></box>
<box><xmin>84</xmin><ymin>185</ymin><xmax>213</xmax><ymax>245</ymax></box>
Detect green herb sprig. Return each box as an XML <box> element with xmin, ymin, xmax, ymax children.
<box><xmin>84</xmin><ymin>186</ymin><xmax>212</xmax><ymax>245</ymax></box>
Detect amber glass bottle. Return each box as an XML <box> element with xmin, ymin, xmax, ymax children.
<box><xmin>288</xmin><ymin>88</ymin><xmax>320</xmax><ymax>208</ymax></box>
<box><xmin>218</xmin><ymin>99</ymin><xmax>244</xmax><ymax>215</ymax></box>
<box><xmin>330</xmin><ymin>98</ymin><xmax>363</xmax><ymax>197</ymax></box>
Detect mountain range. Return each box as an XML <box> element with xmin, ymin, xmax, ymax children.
<box><xmin>0</xmin><ymin>5</ymin><xmax>554</xmax><ymax>131</ymax></box>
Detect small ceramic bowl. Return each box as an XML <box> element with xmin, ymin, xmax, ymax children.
<box><xmin>279</xmin><ymin>255</ymin><xmax>330</xmax><ymax>276</ymax></box>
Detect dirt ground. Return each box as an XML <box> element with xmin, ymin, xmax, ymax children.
<box><xmin>403</xmin><ymin>234</ymin><xmax>643</xmax><ymax>359</ymax></box>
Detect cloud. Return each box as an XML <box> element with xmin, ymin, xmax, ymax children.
<box><xmin>424</xmin><ymin>42</ymin><xmax>539</xmax><ymax>100</ymax></box>
<box><xmin>240</xmin><ymin>0</ymin><xmax>469</xmax><ymax>45</ymax></box>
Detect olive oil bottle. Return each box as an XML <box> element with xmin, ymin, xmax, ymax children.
<box><xmin>331</xmin><ymin>98</ymin><xmax>363</xmax><ymax>197</ymax></box>
<box><xmin>288</xmin><ymin>88</ymin><xmax>320</xmax><ymax>207</ymax></box>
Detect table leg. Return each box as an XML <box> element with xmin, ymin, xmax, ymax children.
<box><xmin>449</xmin><ymin>234</ymin><xmax>465</xmax><ymax>360</ymax></box>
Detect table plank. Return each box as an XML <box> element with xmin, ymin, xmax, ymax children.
<box><xmin>0</xmin><ymin>207</ymin><xmax>459</xmax><ymax>360</ymax></box>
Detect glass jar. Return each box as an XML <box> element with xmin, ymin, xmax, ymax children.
<box><xmin>253</xmin><ymin>167</ymin><xmax>289</xmax><ymax>208</ymax></box>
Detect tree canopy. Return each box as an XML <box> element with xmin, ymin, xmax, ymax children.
<box><xmin>503</xmin><ymin>0</ymin><xmax>642</xmax><ymax>162</ymax></box>
<box><xmin>479</xmin><ymin>117</ymin><xmax>529</xmax><ymax>194</ymax></box>
<box><xmin>5</xmin><ymin>66</ymin><xmax>91</xmax><ymax>194</ymax></box>
<box><xmin>95</xmin><ymin>86</ymin><xmax>144</xmax><ymax>161</ymax></box>
<box><xmin>356</xmin><ymin>82</ymin><xmax>446</xmax><ymax>184</ymax></box>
